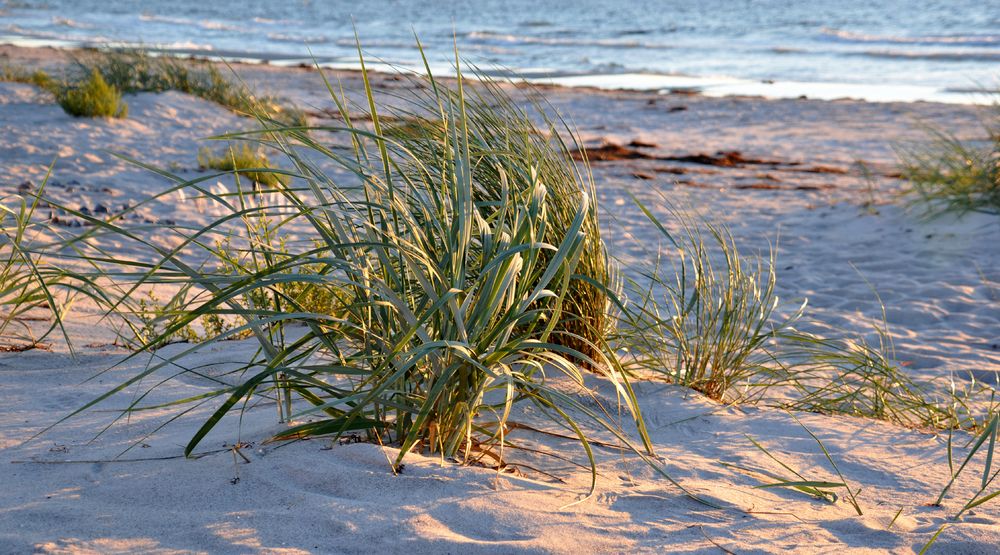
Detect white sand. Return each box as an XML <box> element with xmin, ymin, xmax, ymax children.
<box><xmin>1</xmin><ymin>46</ymin><xmax>998</xmax><ymax>553</ymax></box>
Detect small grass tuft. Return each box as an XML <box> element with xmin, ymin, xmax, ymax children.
<box><xmin>0</xmin><ymin>174</ymin><xmax>69</xmax><ymax>349</ymax></box>
<box><xmin>620</xmin><ymin>200</ymin><xmax>802</xmax><ymax>401</ymax></box>
<box><xmin>198</xmin><ymin>143</ymin><xmax>289</xmax><ymax>187</ymax></box>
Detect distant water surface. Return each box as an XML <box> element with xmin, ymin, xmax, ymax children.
<box><xmin>2</xmin><ymin>0</ymin><xmax>998</xmax><ymax>103</ymax></box>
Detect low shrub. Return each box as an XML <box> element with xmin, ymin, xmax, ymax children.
<box><xmin>57</xmin><ymin>68</ymin><xmax>128</xmax><ymax>118</ymax></box>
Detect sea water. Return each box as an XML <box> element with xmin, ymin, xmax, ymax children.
<box><xmin>1</xmin><ymin>0</ymin><xmax>998</xmax><ymax>103</ymax></box>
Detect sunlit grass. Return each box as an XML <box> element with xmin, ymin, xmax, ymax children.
<box><xmin>898</xmin><ymin>104</ymin><xmax>999</xmax><ymax>217</ymax></box>
<box><xmin>0</xmin><ymin>174</ymin><xmax>68</xmax><ymax>349</ymax></box>
<box><xmin>198</xmin><ymin>143</ymin><xmax>289</xmax><ymax>187</ymax></box>
<box><xmin>40</xmin><ymin>44</ymin><xmax>698</xmax><ymax>499</ymax></box>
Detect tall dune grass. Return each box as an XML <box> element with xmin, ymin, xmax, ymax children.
<box><xmin>46</xmin><ymin>47</ymin><xmax>684</xmax><ymax>495</ymax></box>
<box><xmin>382</xmin><ymin>72</ymin><xmax>610</xmax><ymax>367</ymax></box>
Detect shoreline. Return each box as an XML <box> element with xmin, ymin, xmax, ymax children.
<box><xmin>1</xmin><ymin>38</ymin><xmax>992</xmax><ymax>106</ymax></box>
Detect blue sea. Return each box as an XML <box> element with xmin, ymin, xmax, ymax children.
<box><xmin>2</xmin><ymin>0</ymin><xmax>998</xmax><ymax>103</ymax></box>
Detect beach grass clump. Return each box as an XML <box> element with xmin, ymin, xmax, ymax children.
<box><xmin>898</xmin><ymin>108</ymin><xmax>999</xmax><ymax>216</ymax></box>
<box><xmin>78</xmin><ymin>50</ymin><xmax>305</xmax><ymax>126</ymax></box>
<box><xmin>619</xmin><ymin>202</ymin><xmax>801</xmax><ymax>401</ymax></box>
<box><xmin>56</xmin><ymin>68</ymin><xmax>128</xmax><ymax>118</ymax></box>
<box><xmin>383</xmin><ymin>79</ymin><xmax>611</xmax><ymax>368</ymax></box>
<box><xmin>198</xmin><ymin>143</ymin><xmax>289</xmax><ymax>187</ymax></box>
<box><xmin>53</xmin><ymin>49</ymin><xmax>663</xmax><ymax>490</ymax></box>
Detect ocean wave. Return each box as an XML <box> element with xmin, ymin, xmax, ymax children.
<box><xmin>848</xmin><ymin>49</ymin><xmax>1000</xmax><ymax>62</ymax></box>
<box><xmin>334</xmin><ymin>38</ymin><xmax>414</xmax><ymax>49</ymax></box>
<box><xmin>822</xmin><ymin>28</ymin><xmax>1000</xmax><ymax>47</ymax></box>
<box><xmin>253</xmin><ymin>17</ymin><xmax>298</xmax><ymax>25</ymax></box>
<box><xmin>152</xmin><ymin>40</ymin><xmax>215</xmax><ymax>51</ymax></box>
<box><xmin>465</xmin><ymin>30</ymin><xmax>671</xmax><ymax>49</ymax></box>
<box><xmin>138</xmin><ymin>14</ymin><xmax>240</xmax><ymax>32</ymax></box>
<box><xmin>51</xmin><ymin>17</ymin><xmax>92</xmax><ymax>29</ymax></box>
<box><xmin>3</xmin><ymin>23</ymin><xmax>107</xmax><ymax>43</ymax></box>
<box><xmin>267</xmin><ymin>32</ymin><xmax>332</xmax><ymax>45</ymax></box>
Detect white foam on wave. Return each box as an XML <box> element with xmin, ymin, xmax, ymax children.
<box><xmin>465</xmin><ymin>31</ymin><xmax>672</xmax><ymax>49</ymax></box>
<box><xmin>822</xmin><ymin>27</ymin><xmax>1000</xmax><ymax>47</ymax></box>
<box><xmin>267</xmin><ymin>33</ymin><xmax>332</xmax><ymax>45</ymax></box>
<box><xmin>535</xmin><ymin>72</ymin><xmax>742</xmax><ymax>91</ymax></box>
<box><xmin>138</xmin><ymin>14</ymin><xmax>240</xmax><ymax>32</ymax></box>
<box><xmin>51</xmin><ymin>17</ymin><xmax>93</xmax><ymax>29</ymax></box>
<box><xmin>528</xmin><ymin>71</ymin><xmax>989</xmax><ymax>105</ymax></box>
<box><xmin>852</xmin><ymin>48</ymin><xmax>1000</xmax><ymax>62</ymax></box>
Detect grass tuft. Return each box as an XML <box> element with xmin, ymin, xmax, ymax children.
<box><xmin>383</xmin><ymin>78</ymin><xmax>610</xmax><ymax>368</ymax></box>
<box><xmin>620</xmin><ymin>201</ymin><xmax>801</xmax><ymax>401</ymax></box>
<box><xmin>198</xmin><ymin>143</ymin><xmax>289</xmax><ymax>187</ymax></box>
<box><xmin>0</xmin><ymin>174</ymin><xmax>69</xmax><ymax>349</ymax></box>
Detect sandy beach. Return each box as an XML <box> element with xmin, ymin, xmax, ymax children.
<box><xmin>1</xmin><ymin>44</ymin><xmax>999</xmax><ymax>554</ymax></box>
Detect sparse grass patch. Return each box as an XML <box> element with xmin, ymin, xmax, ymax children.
<box><xmin>935</xmin><ymin>412</ymin><xmax>1000</xmax><ymax>518</ymax></box>
<box><xmin>615</xmin><ymin>199</ymin><xmax>997</xmax><ymax>431</ymax></box>
<box><xmin>198</xmin><ymin>143</ymin><xmax>289</xmax><ymax>187</ymax></box>
<box><xmin>773</xmin><ymin>329</ymin><xmax>993</xmax><ymax>431</ymax></box>
<box><xmin>619</xmin><ymin>202</ymin><xmax>802</xmax><ymax>401</ymax></box>
<box><xmin>0</xmin><ymin>64</ymin><xmax>60</xmax><ymax>94</ymax></box>
<box><xmin>78</xmin><ymin>50</ymin><xmax>305</xmax><ymax>126</ymax></box>
<box><xmin>898</xmin><ymin>106</ymin><xmax>999</xmax><ymax>216</ymax></box>
<box><xmin>56</xmin><ymin>68</ymin><xmax>128</xmax><ymax>119</ymax></box>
